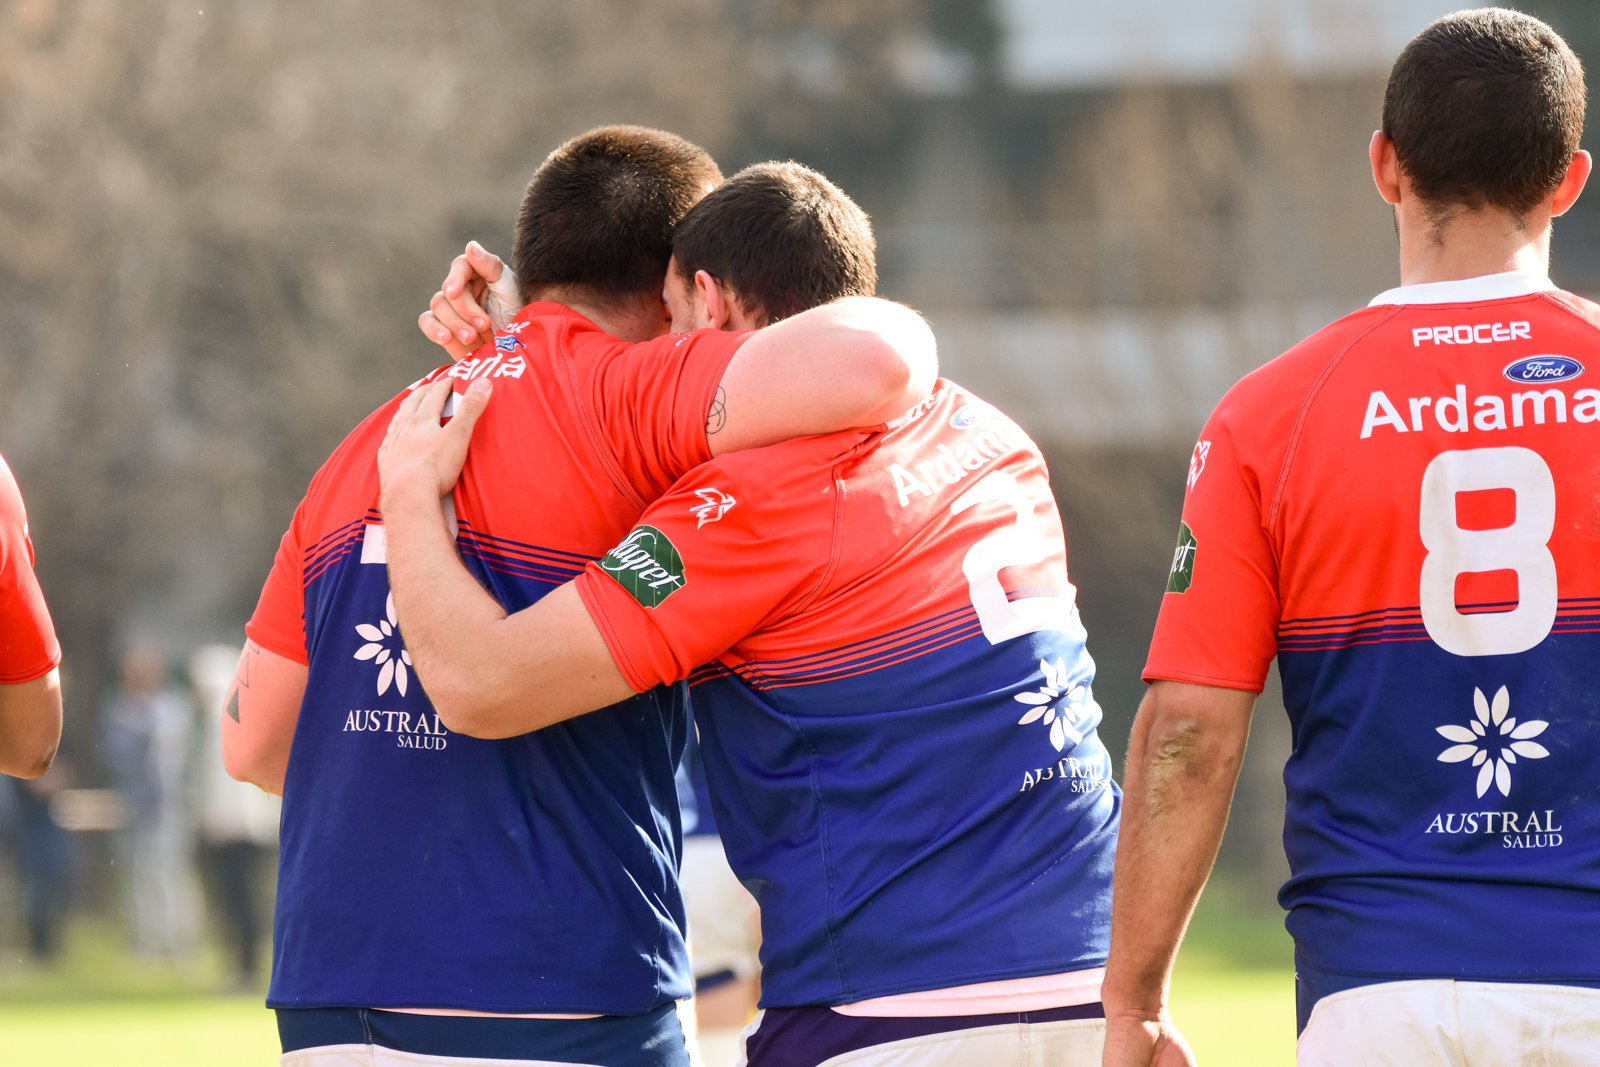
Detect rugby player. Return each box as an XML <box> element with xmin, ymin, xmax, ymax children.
<box><xmin>0</xmin><ymin>452</ymin><xmax>61</xmax><ymax>779</ymax></box>
<box><xmin>223</xmin><ymin>129</ymin><xmax>936</xmax><ymax>1067</ymax></box>
<box><xmin>1100</xmin><ymin>10</ymin><xmax>1600</xmax><ymax>1066</ymax></box>
<box><xmin>381</xmin><ymin>167</ymin><xmax>1120</xmax><ymax>1065</ymax></box>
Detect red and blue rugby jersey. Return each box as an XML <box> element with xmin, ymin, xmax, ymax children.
<box><xmin>1146</xmin><ymin>272</ymin><xmax>1600</xmax><ymax>985</ymax></box>
<box><xmin>247</xmin><ymin>302</ymin><xmax>748</xmax><ymax>1013</ymax></box>
<box><xmin>576</xmin><ymin>380</ymin><xmax>1119</xmax><ymax>1007</ymax></box>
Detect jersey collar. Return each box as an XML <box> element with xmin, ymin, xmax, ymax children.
<box><xmin>1368</xmin><ymin>270</ymin><xmax>1556</xmax><ymax>307</ymax></box>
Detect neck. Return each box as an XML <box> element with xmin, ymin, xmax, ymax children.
<box><xmin>1395</xmin><ymin>200</ymin><xmax>1552</xmax><ymax>287</ymax></box>
<box><xmin>528</xmin><ymin>285</ymin><xmax>669</xmax><ymax>343</ymax></box>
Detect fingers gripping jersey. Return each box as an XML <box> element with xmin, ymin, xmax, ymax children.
<box><xmin>0</xmin><ymin>453</ymin><xmax>58</xmax><ymax>683</ymax></box>
<box><xmin>247</xmin><ymin>303</ymin><xmax>746</xmax><ymax>1013</ymax></box>
<box><xmin>577</xmin><ymin>382</ymin><xmax>1120</xmax><ymax>1007</ymax></box>
<box><xmin>1145</xmin><ymin>278</ymin><xmax>1600</xmax><ymax>984</ymax></box>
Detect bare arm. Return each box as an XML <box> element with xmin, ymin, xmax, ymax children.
<box><xmin>0</xmin><ymin>669</ymin><xmax>61</xmax><ymax>779</ymax></box>
<box><xmin>378</xmin><ymin>380</ymin><xmax>633</xmax><ymax>738</ymax></box>
<box><xmin>419</xmin><ymin>247</ymin><xmax>938</xmax><ymax>447</ymax></box>
<box><xmin>707</xmin><ymin>296</ymin><xmax>937</xmax><ymax>456</ymax></box>
<box><xmin>219</xmin><ymin>640</ymin><xmax>308</xmax><ymax>796</ymax></box>
<box><xmin>1101</xmin><ymin>679</ymin><xmax>1257</xmax><ymax>1067</ymax></box>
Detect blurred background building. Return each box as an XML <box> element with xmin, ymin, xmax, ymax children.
<box><xmin>0</xmin><ymin>0</ymin><xmax>1595</xmax><ymax>960</ymax></box>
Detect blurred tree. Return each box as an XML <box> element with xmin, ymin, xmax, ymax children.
<box><xmin>0</xmin><ymin>0</ymin><xmax>957</xmax><ymax>768</ymax></box>
<box><xmin>0</xmin><ymin>0</ymin><xmax>748</xmax><ymax>760</ymax></box>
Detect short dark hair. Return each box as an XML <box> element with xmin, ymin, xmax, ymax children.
<box><xmin>1383</xmin><ymin>8</ymin><xmax>1585</xmax><ymax>217</ymax></box>
<box><xmin>512</xmin><ymin>126</ymin><xmax>723</xmax><ymax>305</ymax></box>
<box><xmin>672</xmin><ymin>162</ymin><xmax>877</xmax><ymax>325</ymax></box>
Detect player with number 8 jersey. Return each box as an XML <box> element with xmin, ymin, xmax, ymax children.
<box><xmin>1145</xmin><ymin>269</ymin><xmax>1600</xmax><ymax>1005</ymax></box>
<box><xmin>575</xmin><ymin>380</ymin><xmax>1117</xmax><ymax>1065</ymax></box>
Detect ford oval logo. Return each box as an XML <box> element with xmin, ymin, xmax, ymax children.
<box><xmin>1503</xmin><ymin>355</ymin><xmax>1584</xmax><ymax>384</ymax></box>
<box><xmin>950</xmin><ymin>405</ymin><xmax>981</xmax><ymax>429</ymax></box>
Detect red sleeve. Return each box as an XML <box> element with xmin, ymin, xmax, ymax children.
<box><xmin>573</xmin><ymin>441</ymin><xmax>840</xmax><ymax>692</ymax></box>
<box><xmin>246</xmin><ymin>500</ymin><xmax>310</xmax><ymax>666</ymax></box>
<box><xmin>0</xmin><ymin>457</ymin><xmax>60</xmax><ymax>683</ymax></box>
<box><xmin>589</xmin><ymin>328</ymin><xmax>750</xmax><ymax>499</ymax></box>
<box><xmin>1142</xmin><ymin>412</ymin><xmax>1281</xmax><ymax>694</ymax></box>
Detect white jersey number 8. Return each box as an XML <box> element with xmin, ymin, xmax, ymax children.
<box><xmin>1419</xmin><ymin>446</ymin><xmax>1557</xmax><ymax>657</ymax></box>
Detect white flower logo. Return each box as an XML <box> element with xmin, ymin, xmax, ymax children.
<box><xmin>1016</xmin><ymin>658</ymin><xmax>1093</xmax><ymax>752</ymax></box>
<box><xmin>1436</xmin><ymin>685</ymin><xmax>1549</xmax><ymax>798</ymax></box>
<box><xmin>354</xmin><ymin>593</ymin><xmax>412</xmax><ymax>697</ymax></box>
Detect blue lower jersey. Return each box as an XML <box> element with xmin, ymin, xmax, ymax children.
<box><xmin>269</xmin><ymin>537</ymin><xmax>691</xmax><ymax>1014</ymax></box>
<box><xmin>692</xmin><ymin>628</ymin><xmax>1119</xmax><ymax>1008</ymax></box>
<box><xmin>1279</xmin><ymin>631</ymin><xmax>1600</xmax><ymax>984</ymax></box>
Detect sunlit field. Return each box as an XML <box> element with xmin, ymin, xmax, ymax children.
<box><xmin>0</xmin><ymin>904</ymin><xmax>1297</xmax><ymax>1066</ymax></box>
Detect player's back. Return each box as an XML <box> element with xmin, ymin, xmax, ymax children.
<box><xmin>580</xmin><ymin>380</ymin><xmax>1119</xmax><ymax>1006</ymax></box>
<box><xmin>250</xmin><ymin>303</ymin><xmax>741</xmax><ymax>1013</ymax></box>
<box><xmin>1149</xmin><ymin>273</ymin><xmax>1600</xmax><ymax>983</ymax></box>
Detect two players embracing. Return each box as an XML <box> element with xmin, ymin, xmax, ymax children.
<box><xmin>227</xmin><ymin>8</ymin><xmax>1600</xmax><ymax>1066</ymax></box>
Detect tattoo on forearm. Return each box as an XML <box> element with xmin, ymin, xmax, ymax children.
<box><xmin>706</xmin><ymin>386</ymin><xmax>727</xmax><ymax>435</ymax></box>
<box><xmin>225</xmin><ymin>640</ymin><xmax>261</xmax><ymax>723</ymax></box>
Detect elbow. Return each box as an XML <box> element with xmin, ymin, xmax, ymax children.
<box><xmin>221</xmin><ymin>740</ymin><xmax>265</xmax><ymax>789</ymax></box>
<box><xmin>222</xmin><ymin>733</ymin><xmax>283</xmax><ymax>794</ymax></box>
<box><xmin>1135</xmin><ymin>707</ymin><xmax>1248</xmax><ymax>808</ymax></box>
<box><xmin>857</xmin><ymin>316</ymin><xmax>937</xmax><ymax>421</ymax></box>
<box><xmin>422</xmin><ymin>667</ymin><xmax>525</xmax><ymax>740</ymax></box>
<box><xmin>3</xmin><ymin>740</ymin><xmax>58</xmax><ymax>780</ymax></box>
<box><xmin>425</xmin><ymin>668</ymin><xmax>570</xmax><ymax>740</ymax></box>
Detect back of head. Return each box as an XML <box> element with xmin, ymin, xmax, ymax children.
<box><xmin>672</xmin><ymin>161</ymin><xmax>877</xmax><ymax>325</ymax></box>
<box><xmin>513</xmin><ymin>126</ymin><xmax>723</xmax><ymax>306</ymax></box>
<box><xmin>1383</xmin><ymin>8</ymin><xmax>1586</xmax><ymax>218</ymax></box>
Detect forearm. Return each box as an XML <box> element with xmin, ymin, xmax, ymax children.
<box><xmin>0</xmin><ymin>669</ymin><xmax>61</xmax><ymax>778</ymax></box>
<box><xmin>382</xmin><ymin>487</ymin><xmax>625</xmax><ymax>738</ymax></box>
<box><xmin>1103</xmin><ymin>681</ymin><xmax>1255</xmax><ymax>1018</ymax></box>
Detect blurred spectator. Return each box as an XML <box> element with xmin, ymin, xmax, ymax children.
<box><xmin>10</xmin><ymin>759</ymin><xmax>75</xmax><ymax>960</ymax></box>
<box><xmin>102</xmin><ymin>643</ymin><xmax>200</xmax><ymax>960</ymax></box>
<box><xmin>190</xmin><ymin>644</ymin><xmax>280</xmax><ymax>988</ymax></box>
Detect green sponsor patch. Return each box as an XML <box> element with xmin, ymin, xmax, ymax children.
<box><xmin>1166</xmin><ymin>521</ymin><xmax>1197</xmax><ymax>593</ymax></box>
<box><xmin>600</xmin><ymin>526</ymin><xmax>686</xmax><ymax>608</ymax></box>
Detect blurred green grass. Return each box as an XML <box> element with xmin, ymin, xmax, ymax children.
<box><xmin>0</xmin><ymin>898</ymin><xmax>1298</xmax><ymax>1066</ymax></box>
<box><xmin>1170</xmin><ymin>888</ymin><xmax>1297</xmax><ymax>1067</ymax></box>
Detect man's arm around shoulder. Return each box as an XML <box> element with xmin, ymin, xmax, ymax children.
<box><xmin>710</xmin><ymin>297</ymin><xmax>938</xmax><ymax>455</ymax></box>
<box><xmin>1102</xmin><ymin>679</ymin><xmax>1257</xmax><ymax>1067</ymax></box>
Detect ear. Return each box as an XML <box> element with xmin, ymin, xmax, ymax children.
<box><xmin>695</xmin><ymin>270</ymin><xmax>734</xmax><ymax>330</ymax></box>
<box><xmin>1552</xmin><ymin>150</ymin><xmax>1592</xmax><ymax>218</ymax></box>
<box><xmin>1370</xmin><ymin>131</ymin><xmax>1402</xmax><ymax>206</ymax></box>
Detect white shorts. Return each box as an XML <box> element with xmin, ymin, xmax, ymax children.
<box><xmin>681</xmin><ymin>836</ymin><xmax>760</xmax><ymax>983</ymax></box>
<box><xmin>738</xmin><ymin>1006</ymin><xmax>1104</xmax><ymax>1067</ymax></box>
<box><xmin>1298</xmin><ymin>979</ymin><xmax>1600</xmax><ymax>1066</ymax></box>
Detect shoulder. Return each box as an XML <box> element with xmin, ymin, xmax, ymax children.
<box><xmin>293</xmin><ymin>382</ymin><xmax>424</xmax><ymax>537</ymax></box>
<box><xmin>1224</xmin><ymin>306</ymin><xmax>1392</xmax><ymax>410</ymax></box>
<box><xmin>595</xmin><ymin>326</ymin><xmax>753</xmax><ymax>370</ymax></box>
<box><xmin>1538</xmin><ymin>289</ymin><xmax>1600</xmax><ymax>338</ymax></box>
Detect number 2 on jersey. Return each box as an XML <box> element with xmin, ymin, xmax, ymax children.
<box><xmin>1419</xmin><ymin>446</ymin><xmax>1557</xmax><ymax>657</ymax></box>
<box><xmin>952</xmin><ymin>471</ymin><xmax>1079</xmax><ymax>644</ymax></box>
